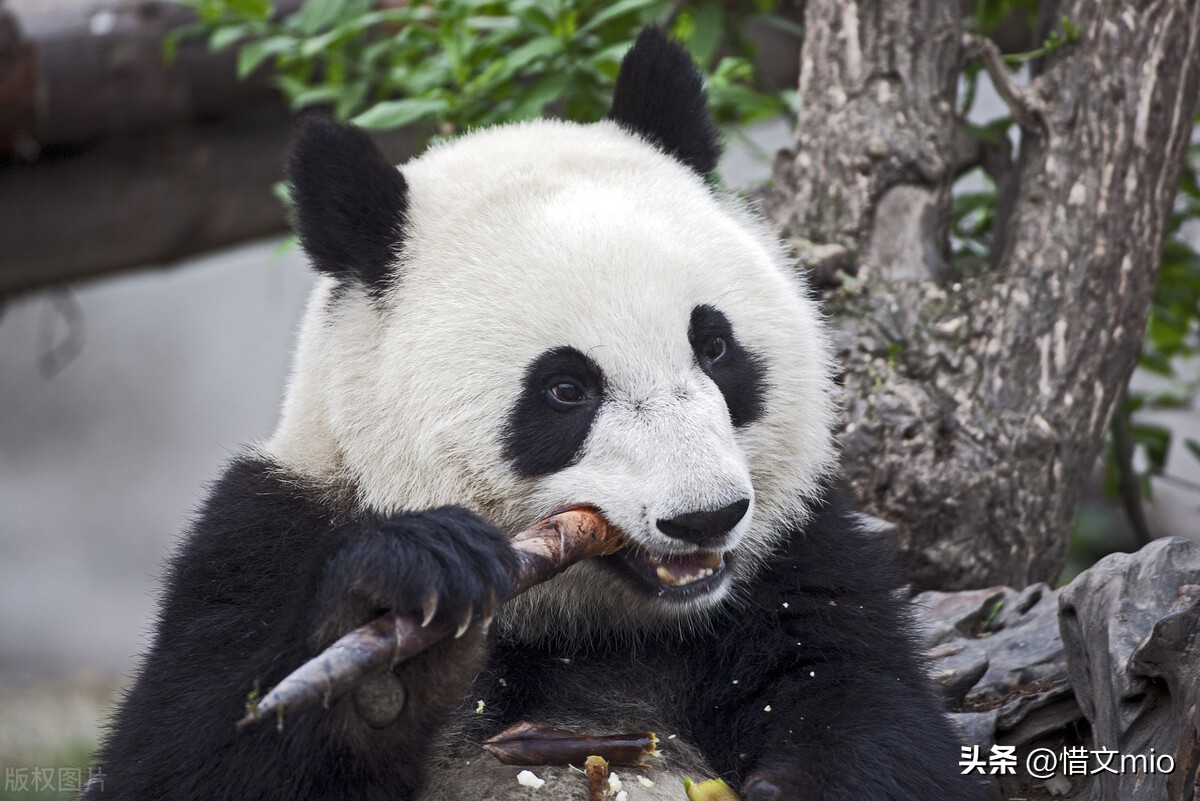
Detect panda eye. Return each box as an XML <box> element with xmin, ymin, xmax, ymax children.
<box><xmin>547</xmin><ymin>380</ymin><xmax>587</xmax><ymax>408</ymax></box>
<box><xmin>701</xmin><ymin>336</ymin><xmax>727</xmax><ymax>367</ymax></box>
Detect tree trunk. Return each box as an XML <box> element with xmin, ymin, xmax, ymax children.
<box><xmin>766</xmin><ymin>0</ymin><xmax>1200</xmax><ymax>591</ymax></box>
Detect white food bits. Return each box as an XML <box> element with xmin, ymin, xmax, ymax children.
<box><xmin>475</xmin><ymin>699</ymin><xmax>485</xmax><ymax>714</ymax></box>
<box><xmin>764</xmin><ymin>704</ymin><xmax>772</xmax><ymax>712</ymax></box>
<box><xmin>516</xmin><ymin>770</ymin><xmax>545</xmax><ymax>789</ymax></box>
<box><xmin>607</xmin><ymin>772</ymin><xmax>623</xmax><ymax>793</ymax></box>
<box><xmin>615</xmin><ymin>792</ymin><xmax>628</xmax><ymax>801</ymax></box>
<box><xmin>637</xmin><ymin>776</ymin><xmax>655</xmax><ymax>788</ymax></box>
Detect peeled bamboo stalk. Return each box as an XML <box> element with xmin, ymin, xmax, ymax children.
<box><xmin>237</xmin><ymin>507</ymin><xmax>619</xmax><ymax>728</ymax></box>
<box><xmin>481</xmin><ymin>720</ymin><xmax>658</xmax><ymax>767</ymax></box>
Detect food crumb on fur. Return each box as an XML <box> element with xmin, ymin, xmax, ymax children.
<box><xmin>607</xmin><ymin>772</ymin><xmax>623</xmax><ymax>793</ymax></box>
<box><xmin>516</xmin><ymin>770</ymin><xmax>545</xmax><ymax>789</ymax></box>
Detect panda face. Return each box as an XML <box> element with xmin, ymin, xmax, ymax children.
<box><xmin>269</xmin><ymin>118</ymin><xmax>837</xmax><ymax>636</ymax></box>
<box><xmin>269</xmin><ymin>33</ymin><xmax>838</xmax><ymax>638</ymax></box>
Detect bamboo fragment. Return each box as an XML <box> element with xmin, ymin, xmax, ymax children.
<box><xmin>685</xmin><ymin>777</ymin><xmax>741</xmax><ymax>801</ymax></box>
<box><xmin>481</xmin><ymin>721</ymin><xmax>658</xmax><ymax>767</ymax></box>
<box><xmin>585</xmin><ymin>755</ymin><xmax>608</xmax><ymax>801</ymax></box>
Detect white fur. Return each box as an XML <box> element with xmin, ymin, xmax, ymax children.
<box><xmin>266</xmin><ymin>119</ymin><xmax>838</xmax><ymax>633</ymax></box>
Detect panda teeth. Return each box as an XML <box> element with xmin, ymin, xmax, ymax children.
<box><xmin>655</xmin><ymin>565</ymin><xmax>715</xmax><ymax>586</ymax></box>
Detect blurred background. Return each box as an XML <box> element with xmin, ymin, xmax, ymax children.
<box><xmin>1</xmin><ymin>0</ymin><xmax>1196</xmax><ymax>798</ymax></box>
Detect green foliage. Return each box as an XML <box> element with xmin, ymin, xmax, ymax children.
<box><xmin>1000</xmin><ymin>16</ymin><xmax>1079</xmax><ymax>64</ymax></box>
<box><xmin>170</xmin><ymin>0</ymin><xmax>790</xmax><ymax>135</ymax></box>
<box><xmin>964</xmin><ymin>0</ymin><xmax>1037</xmax><ymax>33</ymax></box>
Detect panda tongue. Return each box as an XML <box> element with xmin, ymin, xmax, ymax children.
<box><xmin>646</xmin><ymin>550</ymin><xmax>724</xmax><ymax>587</ymax></box>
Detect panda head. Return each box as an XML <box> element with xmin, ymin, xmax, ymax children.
<box><xmin>268</xmin><ymin>29</ymin><xmax>838</xmax><ymax>639</ymax></box>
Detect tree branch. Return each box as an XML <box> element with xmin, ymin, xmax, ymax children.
<box><xmin>770</xmin><ymin>0</ymin><xmax>1200</xmax><ymax>590</ymax></box>
<box><xmin>960</xmin><ymin>32</ymin><xmax>1048</xmax><ymax>133</ymax></box>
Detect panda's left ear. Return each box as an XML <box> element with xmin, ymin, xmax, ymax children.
<box><xmin>285</xmin><ymin>115</ymin><xmax>408</xmax><ymax>290</ymax></box>
<box><xmin>608</xmin><ymin>27</ymin><xmax>721</xmax><ymax>178</ymax></box>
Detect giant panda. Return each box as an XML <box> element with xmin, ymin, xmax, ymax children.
<box><xmin>84</xmin><ymin>29</ymin><xmax>987</xmax><ymax>801</ymax></box>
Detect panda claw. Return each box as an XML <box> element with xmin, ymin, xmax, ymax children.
<box><xmin>481</xmin><ymin>589</ymin><xmax>497</xmax><ymax>628</ymax></box>
<box><xmin>421</xmin><ymin>593</ymin><xmax>438</xmax><ymax>628</ymax></box>
<box><xmin>455</xmin><ymin>608</ymin><xmax>473</xmax><ymax>639</ymax></box>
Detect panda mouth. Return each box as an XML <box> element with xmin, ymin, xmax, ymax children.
<box><xmin>615</xmin><ymin>546</ymin><xmax>728</xmax><ymax>599</ymax></box>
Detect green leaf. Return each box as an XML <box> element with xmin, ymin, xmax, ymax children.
<box><xmin>294</xmin><ymin>0</ymin><xmax>346</xmax><ymax>35</ymax></box>
<box><xmin>1060</xmin><ymin>16</ymin><xmax>1081</xmax><ymax>42</ymax></box>
<box><xmin>508</xmin><ymin>73</ymin><xmax>569</xmax><ymax>120</ymax></box>
<box><xmin>333</xmin><ymin>81</ymin><xmax>370</xmax><ymax>120</ymax></box>
<box><xmin>352</xmin><ymin>97</ymin><xmax>450</xmax><ymax>130</ymax></box>
<box><xmin>1185</xmin><ymin>439</ymin><xmax>1200</xmax><ymax>464</ymax></box>
<box><xmin>300</xmin><ymin>26</ymin><xmax>347</xmax><ymax>57</ymax></box>
<box><xmin>209</xmin><ymin>24</ymin><xmax>250</xmax><ymax>52</ymax></box>
<box><xmin>513</xmin><ymin>2</ymin><xmax>557</xmax><ymax>35</ymax></box>
<box><xmin>227</xmin><ymin>0</ymin><xmax>271</xmax><ymax>18</ymax></box>
<box><xmin>491</xmin><ymin>35</ymin><xmax>561</xmax><ymax>82</ymax></box>
<box><xmin>578</xmin><ymin>0</ymin><xmax>658</xmax><ymax>34</ymax></box>
<box><xmin>237</xmin><ymin>36</ymin><xmax>295</xmax><ymax>78</ymax></box>
<box><xmin>289</xmin><ymin>85</ymin><xmax>341</xmax><ymax>110</ymax></box>
<box><xmin>591</xmin><ymin>40</ymin><xmax>634</xmax><ymax>67</ymax></box>
<box><xmin>686</xmin><ymin>0</ymin><xmax>724</xmax><ymax>68</ymax></box>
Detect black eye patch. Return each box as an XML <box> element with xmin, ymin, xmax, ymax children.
<box><xmin>503</xmin><ymin>347</ymin><xmax>605</xmax><ymax>477</ymax></box>
<box><xmin>689</xmin><ymin>304</ymin><xmax>767</xmax><ymax>427</ymax></box>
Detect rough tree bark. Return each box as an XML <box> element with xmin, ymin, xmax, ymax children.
<box><xmin>765</xmin><ymin>0</ymin><xmax>1200</xmax><ymax>590</ymax></box>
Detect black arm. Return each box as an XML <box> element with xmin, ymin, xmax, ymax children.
<box><xmin>688</xmin><ymin>491</ymin><xmax>989</xmax><ymax>801</ymax></box>
<box><xmin>84</xmin><ymin>456</ymin><xmax>514</xmax><ymax>801</ymax></box>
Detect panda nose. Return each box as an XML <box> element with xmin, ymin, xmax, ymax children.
<box><xmin>656</xmin><ymin>499</ymin><xmax>750</xmax><ymax>546</ymax></box>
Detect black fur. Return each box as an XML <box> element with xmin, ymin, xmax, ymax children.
<box><xmin>609</xmin><ymin>28</ymin><xmax>722</xmax><ymax>178</ymax></box>
<box><xmin>690</xmin><ymin>304</ymin><xmax>767</xmax><ymax>427</ymax></box>
<box><xmin>87</xmin><ymin>458</ymin><xmax>983</xmax><ymax>800</ymax></box>
<box><xmin>478</xmin><ymin>489</ymin><xmax>990</xmax><ymax>801</ymax></box>
<box><xmin>286</xmin><ymin>116</ymin><xmax>409</xmax><ymax>291</ymax></box>
<box><xmin>83</xmin><ymin>458</ymin><xmax>515</xmax><ymax>801</ymax></box>
<box><xmin>503</xmin><ymin>346</ymin><xmax>606</xmax><ymax>477</ymax></box>
<box><xmin>86</xmin><ymin>32</ymin><xmax>980</xmax><ymax>801</ymax></box>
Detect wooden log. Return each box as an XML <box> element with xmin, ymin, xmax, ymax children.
<box><xmin>0</xmin><ymin>0</ymin><xmax>421</xmax><ymax>297</ymax></box>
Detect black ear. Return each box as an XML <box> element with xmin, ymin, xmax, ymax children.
<box><xmin>608</xmin><ymin>27</ymin><xmax>721</xmax><ymax>178</ymax></box>
<box><xmin>285</xmin><ymin>116</ymin><xmax>408</xmax><ymax>290</ymax></box>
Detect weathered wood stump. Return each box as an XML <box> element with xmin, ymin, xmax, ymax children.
<box><xmin>915</xmin><ymin>537</ymin><xmax>1200</xmax><ymax>800</ymax></box>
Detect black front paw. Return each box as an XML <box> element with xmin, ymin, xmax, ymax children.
<box><xmin>742</xmin><ymin>764</ymin><xmax>817</xmax><ymax>801</ymax></box>
<box><xmin>313</xmin><ymin>505</ymin><xmax>517</xmax><ymax>646</ymax></box>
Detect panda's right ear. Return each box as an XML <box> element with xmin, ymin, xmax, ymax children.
<box><xmin>285</xmin><ymin>116</ymin><xmax>408</xmax><ymax>290</ymax></box>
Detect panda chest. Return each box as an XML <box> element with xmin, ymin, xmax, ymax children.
<box><xmin>415</xmin><ymin>648</ymin><xmax>715</xmax><ymax>801</ymax></box>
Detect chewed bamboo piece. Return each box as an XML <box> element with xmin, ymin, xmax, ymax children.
<box><xmin>481</xmin><ymin>721</ymin><xmax>658</xmax><ymax>767</ymax></box>
<box><xmin>684</xmin><ymin>778</ymin><xmax>741</xmax><ymax>801</ymax></box>
<box><xmin>585</xmin><ymin>755</ymin><xmax>609</xmax><ymax>801</ymax></box>
<box><xmin>237</xmin><ymin>507</ymin><xmax>620</xmax><ymax>729</ymax></box>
